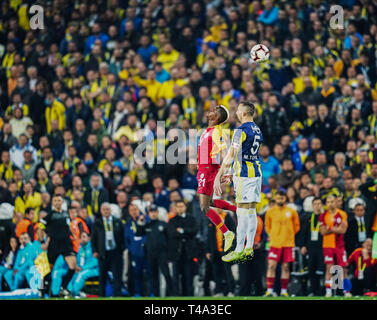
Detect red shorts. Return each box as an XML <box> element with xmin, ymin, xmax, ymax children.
<box><xmin>323</xmin><ymin>247</ymin><xmax>347</xmax><ymax>267</ymax></box>
<box><xmin>268</xmin><ymin>247</ymin><xmax>295</xmax><ymax>263</ymax></box>
<box><xmin>197</xmin><ymin>167</ymin><xmax>218</xmax><ymax>196</ymax></box>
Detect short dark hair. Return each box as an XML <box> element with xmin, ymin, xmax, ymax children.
<box><xmin>175</xmin><ymin>199</ymin><xmax>186</xmax><ymax>206</ymax></box>
<box><xmin>240</xmin><ymin>101</ymin><xmax>255</xmax><ymax>116</ymax></box>
<box><xmin>312</xmin><ymin>197</ymin><xmax>322</xmax><ymax>203</ymax></box>
<box><xmin>25</xmin><ymin>207</ymin><xmax>34</xmax><ymax>216</ymax></box>
<box><xmin>276</xmin><ymin>190</ymin><xmax>286</xmax><ymax>197</ymax></box>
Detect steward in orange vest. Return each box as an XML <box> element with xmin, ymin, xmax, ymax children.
<box><xmin>69</xmin><ymin>206</ymin><xmax>90</xmax><ymax>253</ymax></box>
<box><xmin>15</xmin><ymin>208</ymin><xmax>35</xmax><ymax>240</ymax></box>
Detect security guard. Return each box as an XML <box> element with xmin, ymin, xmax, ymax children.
<box><xmin>136</xmin><ymin>205</ymin><xmax>173</xmax><ymax>297</ymax></box>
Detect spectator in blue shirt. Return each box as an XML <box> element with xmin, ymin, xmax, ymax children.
<box><xmin>119</xmin><ymin>7</ymin><xmax>142</xmax><ymax>38</ymax></box>
<box><xmin>292</xmin><ymin>137</ymin><xmax>311</xmax><ymax>172</ymax></box>
<box><xmin>85</xmin><ymin>23</ymin><xmax>110</xmax><ymax>55</ymax></box>
<box><xmin>181</xmin><ymin>163</ymin><xmax>198</xmax><ymax>190</ymax></box>
<box><xmin>344</xmin><ymin>21</ymin><xmax>363</xmax><ymax>50</ymax></box>
<box><xmin>258</xmin><ymin>0</ymin><xmax>279</xmax><ymax>25</ymax></box>
<box><xmin>259</xmin><ymin>145</ymin><xmax>281</xmax><ymax>186</ymax></box>
<box><xmin>137</xmin><ymin>35</ymin><xmax>158</xmax><ymax>66</ymax></box>
<box><xmin>152</xmin><ymin>176</ymin><xmax>170</xmax><ymax>211</ymax></box>
<box><xmin>155</xmin><ymin>63</ymin><xmax>171</xmax><ymax>83</ymax></box>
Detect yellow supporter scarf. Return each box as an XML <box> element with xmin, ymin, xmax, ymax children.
<box><xmin>0</xmin><ymin>163</ymin><xmax>14</xmax><ymax>181</ymax></box>
<box><xmin>321</xmin><ymin>86</ymin><xmax>335</xmax><ymax>98</ymax></box>
<box><xmin>182</xmin><ymin>96</ymin><xmax>197</xmax><ymax>126</ymax></box>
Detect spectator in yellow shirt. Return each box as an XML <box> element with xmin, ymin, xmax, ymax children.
<box><xmin>5</xmin><ymin>91</ymin><xmax>29</xmax><ymax>121</ymax></box>
<box><xmin>209</xmin><ymin>14</ymin><xmax>228</xmax><ymax>43</ymax></box>
<box><xmin>14</xmin><ymin>182</ymin><xmax>42</xmax><ymax>223</ymax></box>
<box><xmin>156</xmin><ymin>43</ymin><xmax>180</xmax><ymax>72</ymax></box>
<box><xmin>45</xmin><ymin>92</ymin><xmax>66</xmax><ymax>134</ymax></box>
<box><xmin>158</xmin><ymin>67</ymin><xmax>188</xmax><ymax>101</ymax></box>
<box><xmin>114</xmin><ymin>114</ymin><xmax>139</xmax><ymax>143</ymax></box>
<box><xmin>133</xmin><ymin>69</ymin><xmax>161</xmax><ymax>104</ymax></box>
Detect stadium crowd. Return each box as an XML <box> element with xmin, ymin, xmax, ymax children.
<box><xmin>1</xmin><ymin>0</ymin><xmax>377</xmax><ymax>297</ymax></box>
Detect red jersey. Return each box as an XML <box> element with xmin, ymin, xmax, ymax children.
<box><xmin>198</xmin><ymin>125</ymin><xmax>227</xmax><ymax>170</ymax></box>
<box><xmin>319</xmin><ymin>209</ymin><xmax>347</xmax><ymax>249</ymax></box>
<box><xmin>347</xmin><ymin>248</ymin><xmax>377</xmax><ymax>279</ymax></box>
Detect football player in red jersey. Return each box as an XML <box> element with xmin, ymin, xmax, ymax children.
<box><xmin>319</xmin><ymin>195</ymin><xmax>348</xmax><ymax>297</ymax></box>
<box><xmin>197</xmin><ymin>104</ymin><xmax>237</xmax><ymax>252</ymax></box>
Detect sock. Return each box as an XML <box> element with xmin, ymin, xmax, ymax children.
<box><xmin>325</xmin><ymin>280</ymin><xmax>332</xmax><ymax>294</ymax></box>
<box><xmin>281</xmin><ymin>278</ymin><xmax>289</xmax><ymax>294</ymax></box>
<box><xmin>235</xmin><ymin>208</ymin><xmax>249</xmax><ymax>252</ymax></box>
<box><xmin>213</xmin><ymin>199</ymin><xmax>237</xmax><ymax>213</ymax></box>
<box><xmin>205</xmin><ymin>209</ymin><xmax>229</xmax><ymax>234</ymax></box>
<box><xmin>62</xmin><ymin>269</ymin><xmax>75</xmax><ymax>290</ymax></box>
<box><xmin>245</xmin><ymin>208</ymin><xmax>258</xmax><ymax>249</ymax></box>
<box><xmin>267</xmin><ymin>277</ymin><xmax>275</xmax><ymax>292</ymax></box>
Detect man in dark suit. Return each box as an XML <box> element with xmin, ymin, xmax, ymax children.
<box><xmin>345</xmin><ymin>201</ymin><xmax>368</xmax><ymax>256</ymax></box>
<box><xmin>84</xmin><ymin>173</ymin><xmax>109</xmax><ymax>217</ymax></box>
<box><xmin>297</xmin><ymin>197</ymin><xmax>325</xmax><ymax>296</ymax></box>
<box><xmin>92</xmin><ymin>202</ymin><xmax>125</xmax><ymax>297</ymax></box>
<box><xmin>167</xmin><ymin>200</ymin><xmax>198</xmax><ymax>296</ymax></box>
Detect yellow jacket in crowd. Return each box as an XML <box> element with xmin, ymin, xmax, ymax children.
<box><xmin>14</xmin><ymin>192</ymin><xmax>42</xmax><ymax>223</ymax></box>
<box><xmin>156</xmin><ymin>49</ymin><xmax>180</xmax><ymax>72</ymax></box>
<box><xmin>45</xmin><ymin>99</ymin><xmax>66</xmax><ymax>133</ymax></box>
<box><xmin>158</xmin><ymin>78</ymin><xmax>188</xmax><ymax>100</ymax></box>
<box><xmin>133</xmin><ymin>76</ymin><xmax>162</xmax><ymax>103</ymax></box>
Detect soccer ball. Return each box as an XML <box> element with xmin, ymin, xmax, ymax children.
<box><xmin>250</xmin><ymin>44</ymin><xmax>270</xmax><ymax>63</ymax></box>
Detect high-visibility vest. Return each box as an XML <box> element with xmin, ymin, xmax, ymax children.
<box><xmin>15</xmin><ymin>218</ymin><xmax>33</xmax><ymax>238</ymax></box>
<box><xmin>70</xmin><ymin>217</ymin><xmax>90</xmax><ymax>253</ymax></box>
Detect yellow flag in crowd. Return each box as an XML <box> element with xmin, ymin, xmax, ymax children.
<box><xmin>34</xmin><ymin>252</ymin><xmax>51</xmax><ymax>278</ymax></box>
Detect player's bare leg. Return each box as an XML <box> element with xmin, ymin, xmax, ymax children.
<box><xmin>325</xmin><ymin>264</ymin><xmax>333</xmax><ymax>297</ymax></box>
<box><xmin>199</xmin><ymin>193</ymin><xmax>235</xmax><ymax>252</ymax></box>
<box><xmin>280</xmin><ymin>262</ymin><xmax>290</xmax><ymax>296</ymax></box>
<box><xmin>265</xmin><ymin>259</ymin><xmax>278</xmax><ymax>296</ymax></box>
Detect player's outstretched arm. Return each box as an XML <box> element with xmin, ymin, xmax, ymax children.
<box><xmin>213</xmin><ymin>146</ymin><xmax>237</xmax><ymax>196</ymax></box>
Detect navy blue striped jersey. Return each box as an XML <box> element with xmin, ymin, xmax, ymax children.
<box><xmin>231</xmin><ymin>121</ymin><xmax>263</xmax><ymax>178</ymax></box>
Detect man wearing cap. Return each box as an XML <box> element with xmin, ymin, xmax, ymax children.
<box><xmin>135</xmin><ymin>204</ymin><xmax>173</xmax><ymax>297</ymax></box>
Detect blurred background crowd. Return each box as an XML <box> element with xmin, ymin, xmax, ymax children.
<box><xmin>1</xmin><ymin>0</ymin><xmax>377</xmax><ymax>297</ymax></box>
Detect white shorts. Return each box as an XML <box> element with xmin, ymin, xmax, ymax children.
<box><xmin>233</xmin><ymin>175</ymin><xmax>262</xmax><ymax>204</ymax></box>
